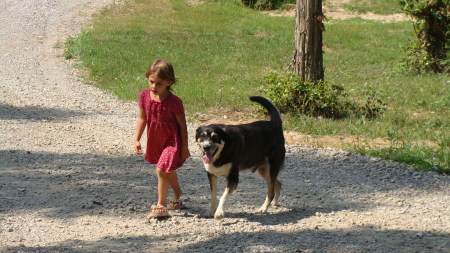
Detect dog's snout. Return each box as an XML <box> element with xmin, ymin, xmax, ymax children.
<box><xmin>203</xmin><ymin>144</ymin><xmax>212</xmax><ymax>152</ymax></box>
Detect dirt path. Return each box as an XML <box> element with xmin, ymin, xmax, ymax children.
<box><xmin>267</xmin><ymin>0</ymin><xmax>410</xmax><ymax>22</ymax></box>
<box><xmin>0</xmin><ymin>1</ymin><xmax>448</xmax><ymax>252</ymax></box>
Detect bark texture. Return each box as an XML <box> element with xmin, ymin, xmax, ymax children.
<box><xmin>295</xmin><ymin>0</ymin><xmax>324</xmax><ymax>82</ymax></box>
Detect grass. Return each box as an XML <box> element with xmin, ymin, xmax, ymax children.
<box><xmin>66</xmin><ymin>0</ymin><xmax>293</xmax><ymax>111</ymax></box>
<box><xmin>66</xmin><ymin>0</ymin><xmax>450</xmax><ymax>174</ymax></box>
<box><xmin>341</xmin><ymin>0</ymin><xmax>403</xmax><ymax>15</ymax></box>
<box><xmin>353</xmin><ymin>143</ymin><xmax>449</xmax><ymax>174</ymax></box>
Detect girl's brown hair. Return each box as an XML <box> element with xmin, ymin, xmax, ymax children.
<box><xmin>145</xmin><ymin>59</ymin><xmax>177</xmax><ymax>85</ymax></box>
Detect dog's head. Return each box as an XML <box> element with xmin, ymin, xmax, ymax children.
<box><xmin>195</xmin><ymin>125</ymin><xmax>226</xmax><ymax>164</ymax></box>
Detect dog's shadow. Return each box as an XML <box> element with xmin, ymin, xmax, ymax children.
<box><xmin>215</xmin><ymin>206</ymin><xmax>326</xmax><ymax>226</ymax></box>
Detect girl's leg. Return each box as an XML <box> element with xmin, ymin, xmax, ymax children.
<box><xmin>156</xmin><ymin>167</ymin><xmax>169</xmax><ymax>207</ymax></box>
<box><xmin>167</xmin><ymin>171</ymin><xmax>183</xmax><ymax>200</ymax></box>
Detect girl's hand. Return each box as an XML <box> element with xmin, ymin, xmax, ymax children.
<box><xmin>134</xmin><ymin>140</ymin><xmax>144</xmax><ymax>155</ymax></box>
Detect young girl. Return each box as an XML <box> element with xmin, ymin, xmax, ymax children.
<box><xmin>134</xmin><ymin>59</ymin><xmax>190</xmax><ymax>218</ymax></box>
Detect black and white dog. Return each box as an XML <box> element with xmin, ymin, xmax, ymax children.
<box><xmin>196</xmin><ymin>96</ymin><xmax>285</xmax><ymax>219</ymax></box>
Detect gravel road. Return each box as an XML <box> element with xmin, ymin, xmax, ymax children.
<box><xmin>1</xmin><ymin>0</ymin><xmax>449</xmax><ymax>252</ymax></box>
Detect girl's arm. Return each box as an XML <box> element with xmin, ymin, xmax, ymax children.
<box><xmin>134</xmin><ymin>108</ymin><xmax>147</xmax><ymax>155</ymax></box>
<box><xmin>175</xmin><ymin>113</ymin><xmax>190</xmax><ymax>160</ymax></box>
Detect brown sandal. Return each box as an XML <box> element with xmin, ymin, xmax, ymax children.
<box><xmin>147</xmin><ymin>205</ymin><xmax>170</xmax><ymax>218</ymax></box>
<box><xmin>168</xmin><ymin>199</ymin><xmax>187</xmax><ymax>210</ymax></box>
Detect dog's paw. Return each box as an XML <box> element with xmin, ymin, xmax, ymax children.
<box><xmin>205</xmin><ymin>203</ymin><xmax>218</xmax><ymax>218</ymax></box>
<box><xmin>204</xmin><ymin>210</ymin><xmax>215</xmax><ymax>218</ymax></box>
<box><xmin>272</xmin><ymin>202</ymin><xmax>281</xmax><ymax>207</ymax></box>
<box><xmin>256</xmin><ymin>207</ymin><xmax>269</xmax><ymax>214</ymax></box>
<box><xmin>214</xmin><ymin>210</ymin><xmax>225</xmax><ymax>219</ymax></box>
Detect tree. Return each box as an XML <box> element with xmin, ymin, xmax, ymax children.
<box><xmin>400</xmin><ymin>0</ymin><xmax>449</xmax><ymax>73</ymax></box>
<box><xmin>294</xmin><ymin>0</ymin><xmax>325</xmax><ymax>83</ymax></box>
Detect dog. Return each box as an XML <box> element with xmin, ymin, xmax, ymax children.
<box><xmin>195</xmin><ymin>96</ymin><xmax>285</xmax><ymax>219</ymax></box>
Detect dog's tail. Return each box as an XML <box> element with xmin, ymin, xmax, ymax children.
<box><xmin>249</xmin><ymin>96</ymin><xmax>282</xmax><ymax>126</ymax></box>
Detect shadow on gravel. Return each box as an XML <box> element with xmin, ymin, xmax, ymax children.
<box><xmin>173</xmin><ymin>226</ymin><xmax>449</xmax><ymax>252</ymax></box>
<box><xmin>0</xmin><ymin>103</ymin><xmax>86</xmax><ymax>121</ymax></box>
<box><xmin>222</xmin><ymin>207</ymin><xmax>328</xmax><ymax>226</ymax></box>
<box><xmin>1</xmin><ymin>147</ymin><xmax>447</xmax><ymax>252</ymax></box>
<box><xmin>0</xmin><ymin>147</ymin><xmax>441</xmax><ymax>220</ymax></box>
<box><xmin>0</xmin><ymin>149</ymin><xmax>152</xmax><ymax>217</ymax></box>
<box><xmin>3</xmin><ymin>227</ymin><xmax>448</xmax><ymax>252</ymax></box>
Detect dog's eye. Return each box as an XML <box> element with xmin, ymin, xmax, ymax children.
<box><xmin>211</xmin><ymin>135</ymin><xmax>219</xmax><ymax>142</ymax></box>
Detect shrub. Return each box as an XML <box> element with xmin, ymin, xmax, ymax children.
<box><xmin>261</xmin><ymin>72</ymin><xmax>386</xmax><ymax>119</ymax></box>
<box><xmin>242</xmin><ymin>0</ymin><xmax>276</xmax><ymax>10</ymax></box>
<box><xmin>399</xmin><ymin>0</ymin><xmax>449</xmax><ymax>73</ymax></box>
<box><xmin>241</xmin><ymin>0</ymin><xmax>293</xmax><ymax>10</ymax></box>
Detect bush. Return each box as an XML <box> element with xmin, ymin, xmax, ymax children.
<box><xmin>241</xmin><ymin>0</ymin><xmax>294</xmax><ymax>10</ymax></box>
<box><xmin>261</xmin><ymin>72</ymin><xmax>386</xmax><ymax>119</ymax></box>
<box><xmin>241</xmin><ymin>0</ymin><xmax>277</xmax><ymax>10</ymax></box>
<box><xmin>399</xmin><ymin>0</ymin><xmax>449</xmax><ymax>73</ymax></box>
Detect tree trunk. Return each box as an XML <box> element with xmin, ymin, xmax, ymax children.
<box><xmin>294</xmin><ymin>0</ymin><xmax>324</xmax><ymax>83</ymax></box>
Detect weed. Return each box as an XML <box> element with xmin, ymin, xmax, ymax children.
<box><xmin>261</xmin><ymin>71</ymin><xmax>385</xmax><ymax>119</ymax></box>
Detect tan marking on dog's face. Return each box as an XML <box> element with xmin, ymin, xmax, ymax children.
<box><xmin>196</xmin><ymin>131</ymin><xmax>207</xmax><ymax>143</ymax></box>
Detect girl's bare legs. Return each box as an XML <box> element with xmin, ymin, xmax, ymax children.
<box><xmin>156</xmin><ymin>168</ymin><xmax>169</xmax><ymax>209</ymax></box>
<box><xmin>167</xmin><ymin>171</ymin><xmax>183</xmax><ymax>200</ymax></box>
<box><xmin>156</xmin><ymin>168</ymin><xmax>183</xmax><ymax>210</ymax></box>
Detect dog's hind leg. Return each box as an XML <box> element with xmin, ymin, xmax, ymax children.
<box><xmin>272</xmin><ymin>179</ymin><xmax>282</xmax><ymax>207</ymax></box>
<box><xmin>206</xmin><ymin>172</ymin><xmax>218</xmax><ymax>218</ymax></box>
<box><xmin>256</xmin><ymin>162</ymin><xmax>274</xmax><ymax>213</ymax></box>
<box><xmin>257</xmin><ymin>157</ymin><xmax>283</xmax><ymax>213</ymax></box>
<box><xmin>271</xmin><ymin>158</ymin><xmax>284</xmax><ymax>207</ymax></box>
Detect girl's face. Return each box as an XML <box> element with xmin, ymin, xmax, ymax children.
<box><xmin>148</xmin><ymin>74</ymin><xmax>172</xmax><ymax>96</ymax></box>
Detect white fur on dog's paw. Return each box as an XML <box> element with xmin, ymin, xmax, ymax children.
<box><xmin>214</xmin><ymin>210</ymin><xmax>225</xmax><ymax>219</ymax></box>
<box><xmin>256</xmin><ymin>207</ymin><xmax>269</xmax><ymax>214</ymax></box>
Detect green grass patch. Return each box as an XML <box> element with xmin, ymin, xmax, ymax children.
<box><xmin>342</xmin><ymin>0</ymin><xmax>403</xmax><ymax>15</ymax></box>
<box><xmin>67</xmin><ymin>0</ymin><xmax>293</xmax><ymax>112</ymax></box>
<box><xmin>67</xmin><ymin>0</ymin><xmax>450</xmax><ymax>173</ymax></box>
<box><xmin>351</xmin><ymin>140</ymin><xmax>450</xmax><ymax>174</ymax></box>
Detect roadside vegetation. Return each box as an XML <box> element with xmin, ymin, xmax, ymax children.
<box><xmin>66</xmin><ymin>0</ymin><xmax>449</xmax><ymax>174</ymax></box>
<box><xmin>340</xmin><ymin>0</ymin><xmax>403</xmax><ymax>14</ymax></box>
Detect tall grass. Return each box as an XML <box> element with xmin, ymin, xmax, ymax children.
<box><xmin>67</xmin><ymin>0</ymin><xmax>449</xmax><ymax>173</ymax></box>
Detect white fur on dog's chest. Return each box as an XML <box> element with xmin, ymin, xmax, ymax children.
<box><xmin>204</xmin><ymin>163</ymin><xmax>232</xmax><ymax>177</ymax></box>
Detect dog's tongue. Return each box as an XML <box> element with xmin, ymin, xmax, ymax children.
<box><xmin>203</xmin><ymin>152</ymin><xmax>213</xmax><ymax>164</ymax></box>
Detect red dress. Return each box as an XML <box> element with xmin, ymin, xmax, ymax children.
<box><xmin>138</xmin><ymin>90</ymin><xmax>186</xmax><ymax>173</ymax></box>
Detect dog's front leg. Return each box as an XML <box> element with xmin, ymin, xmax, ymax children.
<box><xmin>215</xmin><ymin>170</ymin><xmax>238</xmax><ymax>219</ymax></box>
<box><xmin>205</xmin><ymin>172</ymin><xmax>218</xmax><ymax>218</ymax></box>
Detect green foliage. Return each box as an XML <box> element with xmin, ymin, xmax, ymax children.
<box><xmin>64</xmin><ymin>36</ymin><xmax>79</xmax><ymax>60</ymax></box>
<box><xmin>399</xmin><ymin>0</ymin><xmax>449</xmax><ymax>73</ymax></box>
<box><xmin>241</xmin><ymin>0</ymin><xmax>277</xmax><ymax>10</ymax></box>
<box><xmin>261</xmin><ymin>72</ymin><xmax>386</xmax><ymax>119</ymax></box>
<box><xmin>241</xmin><ymin>0</ymin><xmax>294</xmax><ymax>10</ymax></box>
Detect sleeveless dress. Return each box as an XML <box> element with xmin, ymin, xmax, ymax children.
<box><xmin>138</xmin><ymin>90</ymin><xmax>186</xmax><ymax>173</ymax></box>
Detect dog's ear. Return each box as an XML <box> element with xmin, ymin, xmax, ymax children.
<box><xmin>195</xmin><ymin>127</ymin><xmax>200</xmax><ymax>141</ymax></box>
<box><xmin>217</xmin><ymin>126</ymin><xmax>229</xmax><ymax>142</ymax></box>
<box><xmin>219</xmin><ymin>126</ymin><xmax>227</xmax><ymax>135</ymax></box>
<box><xmin>195</xmin><ymin>127</ymin><xmax>201</xmax><ymax>141</ymax></box>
